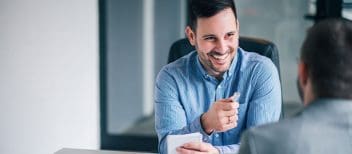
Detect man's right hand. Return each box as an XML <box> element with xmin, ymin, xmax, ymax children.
<box><xmin>201</xmin><ymin>97</ymin><xmax>239</xmax><ymax>134</ymax></box>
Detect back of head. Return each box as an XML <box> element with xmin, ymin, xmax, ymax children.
<box><xmin>301</xmin><ymin>18</ymin><xmax>352</xmax><ymax>99</ymax></box>
<box><xmin>188</xmin><ymin>0</ymin><xmax>237</xmax><ymax>30</ymax></box>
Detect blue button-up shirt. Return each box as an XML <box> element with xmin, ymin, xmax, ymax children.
<box><xmin>155</xmin><ymin>48</ymin><xmax>281</xmax><ymax>154</ymax></box>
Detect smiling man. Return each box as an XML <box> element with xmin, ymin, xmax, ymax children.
<box><xmin>189</xmin><ymin>8</ymin><xmax>237</xmax><ymax>79</ymax></box>
<box><xmin>154</xmin><ymin>0</ymin><xmax>281</xmax><ymax>153</ymax></box>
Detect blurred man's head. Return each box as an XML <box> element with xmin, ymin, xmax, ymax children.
<box><xmin>186</xmin><ymin>0</ymin><xmax>239</xmax><ymax>78</ymax></box>
<box><xmin>298</xmin><ymin>19</ymin><xmax>352</xmax><ymax>105</ymax></box>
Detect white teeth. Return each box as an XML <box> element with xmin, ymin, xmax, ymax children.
<box><xmin>212</xmin><ymin>53</ymin><xmax>229</xmax><ymax>60</ymax></box>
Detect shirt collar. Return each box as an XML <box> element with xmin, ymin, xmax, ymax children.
<box><xmin>196</xmin><ymin>48</ymin><xmax>241</xmax><ymax>80</ymax></box>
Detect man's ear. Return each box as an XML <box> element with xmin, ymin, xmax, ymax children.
<box><xmin>185</xmin><ymin>26</ymin><xmax>196</xmax><ymax>46</ymax></box>
<box><xmin>298</xmin><ymin>61</ymin><xmax>309</xmax><ymax>88</ymax></box>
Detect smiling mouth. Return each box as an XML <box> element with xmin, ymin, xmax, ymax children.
<box><xmin>209</xmin><ymin>52</ymin><xmax>230</xmax><ymax>61</ymax></box>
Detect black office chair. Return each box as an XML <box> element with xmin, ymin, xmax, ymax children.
<box><xmin>167</xmin><ymin>36</ymin><xmax>283</xmax><ymax>117</ymax></box>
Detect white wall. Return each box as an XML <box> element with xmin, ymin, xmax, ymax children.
<box><xmin>0</xmin><ymin>0</ymin><xmax>99</xmax><ymax>154</ymax></box>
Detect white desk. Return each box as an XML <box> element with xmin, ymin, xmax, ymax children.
<box><xmin>55</xmin><ymin>148</ymin><xmax>156</xmax><ymax>154</ymax></box>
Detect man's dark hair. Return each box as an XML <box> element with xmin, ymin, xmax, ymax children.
<box><xmin>188</xmin><ymin>0</ymin><xmax>237</xmax><ymax>30</ymax></box>
<box><xmin>301</xmin><ymin>18</ymin><xmax>352</xmax><ymax>99</ymax></box>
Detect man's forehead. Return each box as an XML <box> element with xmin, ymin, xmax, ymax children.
<box><xmin>195</xmin><ymin>21</ymin><xmax>237</xmax><ymax>36</ymax></box>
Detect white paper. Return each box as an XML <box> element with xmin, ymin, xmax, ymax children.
<box><xmin>167</xmin><ymin>132</ymin><xmax>202</xmax><ymax>154</ymax></box>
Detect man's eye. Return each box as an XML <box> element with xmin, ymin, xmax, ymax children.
<box><xmin>205</xmin><ymin>37</ymin><xmax>215</xmax><ymax>41</ymax></box>
<box><xmin>227</xmin><ymin>33</ymin><xmax>235</xmax><ymax>37</ymax></box>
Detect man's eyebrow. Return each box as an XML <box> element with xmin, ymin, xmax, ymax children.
<box><xmin>227</xmin><ymin>30</ymin><xmax>237</xmax><ymax>34</ymax></box>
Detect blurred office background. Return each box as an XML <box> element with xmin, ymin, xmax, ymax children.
<box><xmin>0</xmin><ymin>0</ymin><xmax>349</xmax><ymax>154</ymax></box>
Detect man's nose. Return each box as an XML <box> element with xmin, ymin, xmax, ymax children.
<box><xmin>215</xmin><ymin>39</ymin><xmax>228</xmax><ymax>53</ymax></box>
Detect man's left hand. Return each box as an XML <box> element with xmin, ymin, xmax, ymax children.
<box><xmin>176</xmin><ymin>142</ymin><xmax>219</xmax><ymax>154</ymax></box>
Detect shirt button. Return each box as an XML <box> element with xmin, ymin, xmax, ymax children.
<box><xmin>215</xmin><ymin>134</ymin><xmax>219</xmax><ymax>137</ymax></box>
